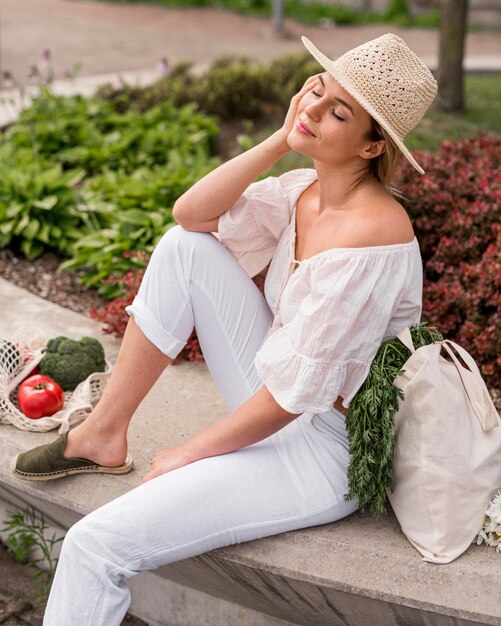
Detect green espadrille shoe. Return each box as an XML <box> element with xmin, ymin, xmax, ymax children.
<box><xmin>10</xmin><ymin>431</ymin><xmax>134</xmax><ymax>481</ymax></box>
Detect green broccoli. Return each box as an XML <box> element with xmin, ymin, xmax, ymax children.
<box><xmin>39</xmin><ymin>336</ymin><xmax>106</xmax><ymax>391</ymax></box>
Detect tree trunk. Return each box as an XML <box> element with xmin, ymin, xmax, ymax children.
<box><xmin>436</xmin><ymin>0</ymin><xmax>469</xmax><ymax>111</ymax></box>
<box><xmin>272</xmin><ymin>0</ymin><xmax>287</xmax><ymax>37</ymax></box>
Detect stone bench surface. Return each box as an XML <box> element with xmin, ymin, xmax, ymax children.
<box><xmin>1</xmin><ymin>278</ymin><xmax>500</xmax><ymax>626</ymax></box>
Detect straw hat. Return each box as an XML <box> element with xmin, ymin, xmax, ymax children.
<box><xmin>301</xmin><ymin>34</ymin><xmax>437</xmax><ymax>175</ymax></box>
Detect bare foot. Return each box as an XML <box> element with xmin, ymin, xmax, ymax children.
<box><xmin>63</xmin><ymin>422</ymin><xmax>128</xmax><ymax>468</ymax></box>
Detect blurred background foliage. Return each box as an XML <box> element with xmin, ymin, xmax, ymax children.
<box><xmin>102</xmin><ymin>0</ymin><xmax>442</xmax><ymax>27</ymax></box>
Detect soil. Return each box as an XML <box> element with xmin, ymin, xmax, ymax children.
<box><xmin>0</xmin><ymin>249</ymin><xmax>107</xmax><ymax>316</ymax></box>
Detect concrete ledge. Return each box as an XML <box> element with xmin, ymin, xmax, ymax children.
<box><xmin>1</xmin><ymin>278</ymin><xmax>500</xmax><ymax>626</ymax></box>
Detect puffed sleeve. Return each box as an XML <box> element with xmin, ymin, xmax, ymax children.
<box><xmin>254</xmin><ymin>247</ymin><xmax>420</xmax><ymax>414</ymax></box>
<box><xmin>212</xmin><ymin>169</ymin><xmax>316</xmax><ymax>278</ymax></box>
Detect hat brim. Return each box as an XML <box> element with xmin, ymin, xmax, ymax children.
<box><xmin>301</xmin><ymin>36</ymin><xmax>425</xmax><ymax>176</ymax></box>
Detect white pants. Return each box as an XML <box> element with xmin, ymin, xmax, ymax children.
<box><xmin>43</xmin><ymin>225</ymin><xmax>359</xmax><ymax>625</ymax></box>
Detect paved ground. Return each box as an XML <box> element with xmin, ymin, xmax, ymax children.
<box><xmin>2</xmin><ymin>0</ymin><xmax>501</xmax><ymax>87</ymax></box>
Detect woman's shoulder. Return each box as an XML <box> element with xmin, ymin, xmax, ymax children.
<box><xmin>347</xmin><ymin>189</ymin><xmax>415</xmax><ymax>248</ymax></box>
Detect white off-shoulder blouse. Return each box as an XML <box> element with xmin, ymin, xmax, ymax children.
<box><xmin>211</xmin><ymin>168</ymin><xmax>423</xmax><ymax>414</ymax></box>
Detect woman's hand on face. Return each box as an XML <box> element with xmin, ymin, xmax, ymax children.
<box><xmin>141</xmin><ymin>445</ymin><xmax>194</xmax><ymax>484</ymax></box>
<box><xmin>278</xmin><ymin>74</ymin><xmax>321</xmax><ymax>145</ymax></box>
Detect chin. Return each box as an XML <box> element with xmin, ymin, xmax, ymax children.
<box><xmin>287</xmin><ymin>129</ymin><xmax>316</xmax><ymax>158</ymax></box>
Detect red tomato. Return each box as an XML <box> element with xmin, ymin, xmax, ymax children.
<box><xmin>18</xmin><ymin>374</ymin><xmax>64</xmax><ymax>419</ymax></box>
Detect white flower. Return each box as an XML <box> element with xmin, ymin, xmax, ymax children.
<box><xmin>486</xmin><ymin>491</ymin><xmax>501</xmax><ymax>525</ymax></box>
<box><xmin>486</xmin><ymin>519</ymin><xmax>500</xmax><ymax>533</ymax></box>
<box><xmin>474</xmin><ymin>489</ymin><xmax>501</xmax><ymax>552</ymax></box>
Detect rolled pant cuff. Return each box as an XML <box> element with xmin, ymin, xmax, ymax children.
<box><xmin>125</xmin><ymin>296</ymin><xmax>186</xmax><ymax>358</ymax></box>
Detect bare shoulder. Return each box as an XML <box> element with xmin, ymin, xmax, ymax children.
<box><xmin>349</xmin><ymin>192</ymin><xmax>414</xmax><ymax>247</ymax></box>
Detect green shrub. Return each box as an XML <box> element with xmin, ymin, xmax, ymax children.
<box><xmin>97</xmin><ymin>51</ymin><xmax>321</xmax><ymax>119</ymax></box>
<box><xmin>0</xmin><ymin>89</ymin><xmax>220</xmax><ymax>292</ymax></box>
<box><xmin>60</xmin><ymin>155</ymin><xmax>219</xmax><ymax>297</ymax></box>
<box><xmin>5</xmin><ymin>90</ymin><xmax>218</xmax><ymax>175</ymax></box>
<box><xmin>107</xmin><ymin>0</ymin><xmax>441</xmax><ymax>27</ymax></box>
<box><xmin>0</xmin><ymin>154</ymin><xmax>88</xmax><ymax>259</ymax></box>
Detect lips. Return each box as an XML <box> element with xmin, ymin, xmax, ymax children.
<box><xmin>297</xmin><ymin>120</ymin><xmax>316</xmax><ymax>137</ymax></box>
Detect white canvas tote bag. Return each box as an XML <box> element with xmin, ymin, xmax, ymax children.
<box><xmin>386</xmin><ymin>326</ymin><xmax>501</xmax><ymax>564</ymax></box>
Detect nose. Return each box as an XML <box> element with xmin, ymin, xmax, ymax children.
<box><xmin>303</xmin><ymin>99</ymin><xmax>322</xmax><ymax>122</ymax></box>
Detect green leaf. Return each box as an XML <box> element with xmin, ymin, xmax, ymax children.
<box><xmin>102</xmin><ymin>242</ymin><xmax>124</xmax><ymax>254</ymax></box>
<box><xmin>32</xmin><ymin>196</ymin><xmax>58</xmax><ymax>210</ymax></box>
<box><xmin>14</xmin><ymin>213</ymin><xmax>30</xmax><ymax>236</ymax></box>
<box><xmin>37</xmin><ymin>222</ymin><xmax>51</xmax><ymax>244</ymax></box>
<box><xmin>6</xmin><ymin>202</ymin><xmax>25</xmax><ymax>218</ymax></box>
<box><xmin>73</xmin><ymin>234</ymin><xmax>107</xmax><ymax>249</ymax></box>
<box><xmin>62</xmin><ymin>168</ymin><xmax>86</xmax><ymax>187</ymax></box>
<box><xmin>0</xmin><ymin>222</ymin><xmax>13</xmax><ymax>235</ymax></box>
<box><xmin>57</xmin><ymin>258</ymin><xmax>81</xmax><ymax>271</ymax></box>
<box><xmin>24</xmin><ymin>218</ymin><xmax>40</xmax><ymax>240</ymax></box>
<box><xmin>128</xmin><ymin>227</ymin><xmax>146</xmax><ymax>239</ymax></box>
<box><xmin>20</xmin><ymin>238</ymin><xmax>45</xmax><ymax>260</ymax></box>
<box><xmin>50</xmin><ymin>225</ymin><xmax>63</xmax><ymax>239</ymax></box>
<box><xmin>38</xmin><ymin>165</ymin><xmax>62</xmax><ymax>187</ymax></box>
<box><xmin>149</xmin><ymin>212</ymin><xmax>165</xmax><ymax>228</ymax></box>
<box><xmin>116</xmin><ymin>209</ymin><xmax>149</xmax><ymax>226</ymax></box>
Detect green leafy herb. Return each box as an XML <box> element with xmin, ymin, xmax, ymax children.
<box><xmin>344</xmin><ymin>321</ymin><xmax>444</xmax><ymax>519</ymax></box>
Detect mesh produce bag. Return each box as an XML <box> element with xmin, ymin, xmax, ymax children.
<box><xmin>0</xmin><ymin>327</ymin><xmax>112</xmax><ymax>433</ymax></box>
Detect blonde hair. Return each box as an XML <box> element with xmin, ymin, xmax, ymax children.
<box><xmin>365</xmin><ymin>117</ymin><xmax>405</xmax><ymax>199</ymax></box>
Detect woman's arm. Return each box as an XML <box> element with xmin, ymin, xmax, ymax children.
<box><xmin>173</xmin><ymin>131</ymin><xmax>289</xmax><ymax>230</ymax></box>
<box><xmin>141</xmin><ymin>386</ymin><xmax>299</xmax><ymax>482</ymax></box>
<box><xmin>173</xmin><ymin>74</ymin><xmax>320</xmax><ymax>230</ymax></box>
<box><xmin>182</xmin><ymin>386</ymin><xmax>299</xmax><ymax>459</ymax></box>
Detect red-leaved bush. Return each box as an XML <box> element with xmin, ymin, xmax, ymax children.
<box><xmin>395</xmin><ymin>132</ymin><xmax>500</xmax><ymax>389</ymax></box>
<box><xmin>90</xmin><ymin>133</ymin><xmax>500</xmax><ymax>389</ymax></box>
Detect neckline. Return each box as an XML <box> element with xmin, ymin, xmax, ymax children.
<box><xmin>291</xmin><ymin>171</ymin><xmax>418</xmax><ymax>267</ymax></box>
<box><xmin>292</xmin><ymin>234</ymin><xmax>418</xmax><ymax>265</ymax></box>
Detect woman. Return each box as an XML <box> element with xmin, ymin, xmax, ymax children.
<box><xmin>12</xmin><ymin>34</ymin><xmax>437</xmax><ymax>624</ymax></box>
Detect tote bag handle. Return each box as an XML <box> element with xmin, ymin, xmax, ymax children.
<box><xmin>395</xmin><ymin>328</ymin><xmax>499</xmax><ymax>432</ymax></box>
<box><xmin>440</xmin><ymin>340</ymin><xmax>499</xmax><ymax>432</ymax></box>
<box><xmin>396</xmin><ymin>327</ymin><xmax>415</xmax><ymax>353</ymax></box>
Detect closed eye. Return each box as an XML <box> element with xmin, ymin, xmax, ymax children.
<box><xmin>310</xmin><ymin>90</ymin><xmax>345</xmax><ymax>121</ymax></box>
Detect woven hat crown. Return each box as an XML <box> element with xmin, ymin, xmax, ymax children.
<box><xmin>301</xmin><ymin>34</ymin><xmax>438</xmax><ymax>174</ymax></box>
